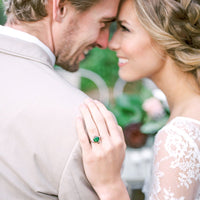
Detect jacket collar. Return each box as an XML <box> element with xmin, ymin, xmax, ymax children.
<box><xmin>0</xmin><ymin>34</ymin><xmax>54</xmax><ymax>70</ymax></box>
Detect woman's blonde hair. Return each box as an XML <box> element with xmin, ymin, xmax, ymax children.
<box><xmin>3</xmin><ymin>0</ymin><xmax>99</xmax><ymax>23</ymax></box>
<box><xmin>134</xmin><ymin>0</ymin><xmax>200</xmax><ymax>84</ymax></box>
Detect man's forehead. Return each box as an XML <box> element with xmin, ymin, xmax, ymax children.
<box><xmin>93</xmin><ymin>0</ymin><xmax>120</xmax><ymax>19</ymax></box>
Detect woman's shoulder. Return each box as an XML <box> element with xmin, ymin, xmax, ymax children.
<box><xmin>169</xmin><ymin>116</ymin><xmax>200</xmax><ymax>128</ymax></box>
<box><xmin>148</xmin><ymin>117</ymin><xmax>200</xmax><ymax>200</ymax></box>
<box><xmin>158</xmin><ymin>116</ymin><xmax>200</xmax><ymax>134</ymax></box>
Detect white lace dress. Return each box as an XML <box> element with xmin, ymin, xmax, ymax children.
<box><xmin>143</xmin><ymin>117</ymin><xmax>200</xmax><ymax>200</ymax></box>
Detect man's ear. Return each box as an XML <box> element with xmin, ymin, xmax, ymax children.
<box><xmin>53</xmin><ymin>0</ymin><xmax>68</xmax><ymax>22</ymax></box>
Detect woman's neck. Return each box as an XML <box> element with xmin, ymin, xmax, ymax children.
<box><xmin>151</xmin><ymin>57</ymin><xmax>200</xmax><ymax>119</ymax></box>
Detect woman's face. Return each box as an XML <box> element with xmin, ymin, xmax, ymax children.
<box><xmin>109</xmin><ymin>0</ymin><xmax>166</xmax><ymax>82</ymax></box>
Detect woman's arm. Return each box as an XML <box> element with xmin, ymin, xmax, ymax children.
<box><xmin>148</xmin><ymin>126</ymin><xmax>200</xmax><ymax>200</ymax></box>
<box><xmin>76</xmin><ymin>99</ymin><xmax>130</xmax><ymax>200</ymax></box>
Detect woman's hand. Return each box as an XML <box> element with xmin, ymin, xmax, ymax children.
<box><xmin>76</xmin><ymin>99</ymin><xmax>130</xmax><ymax>200</ymax></box>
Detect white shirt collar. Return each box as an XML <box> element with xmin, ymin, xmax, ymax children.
<box><xmin>0</xmin><ymin>25</ymin><xmax>56</xmax><ymax>66</ymax></box>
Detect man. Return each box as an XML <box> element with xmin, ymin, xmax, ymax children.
<box><xmin>0</xmin><ymin>0</ymin><xmax>120</xmax><ymax>199</ymax></box>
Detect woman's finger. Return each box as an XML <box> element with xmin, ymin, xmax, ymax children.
<box><xmin>76</xmin><ymin>116</ymin><xmax>91</xmax><ymax>154</ymax></box>
<box><xmin>79</xmin><ymin>103</ymin><xmax>101</xmax><ymax>145</ymax></box>
<box><xmin>84</xmin><ymin>99</ymin><xmax>110</xmax><ymax>140</ymax></box>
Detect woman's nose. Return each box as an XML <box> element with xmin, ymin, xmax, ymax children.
<box><xmin>108</xmin><ymin>32</ymin><xmax>120</xmax><ymax>51</ymax></box>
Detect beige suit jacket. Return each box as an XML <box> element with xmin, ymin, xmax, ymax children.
<box><xmin>0</xmin><ymin>34</ymin><xmax>99</xmax><ymax>200</ymax></box>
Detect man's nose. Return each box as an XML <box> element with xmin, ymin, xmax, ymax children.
<box><xmin>96</xmin><ymin>29</ymin><xmax>109</xmax><ymax>49</ymax></box>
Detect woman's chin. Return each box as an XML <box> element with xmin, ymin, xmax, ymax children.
<box><xmin>119</xmin><ymin>73</ymin><xmax>141</xmax><ymax>82</ymax></box>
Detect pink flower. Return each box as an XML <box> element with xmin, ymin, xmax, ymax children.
<box><xmin>142</xmin><ymin>97</ymin><xmax>165</xmax><ymax>119</ymax></box>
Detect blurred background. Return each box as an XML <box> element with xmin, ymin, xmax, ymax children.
<box><xmin>0</xmin><ymin>0</ymin><xmax>6</xmax><ymax>25</ymax></box>
<box><xmin>0</xmin><ymin>2</ymin><xmax>170</xmax><ymax>199</ymax></box>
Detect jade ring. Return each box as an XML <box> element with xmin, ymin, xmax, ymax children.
<box><xmin>92</xmin><ymin>136</ymin><xmax>101</xmax><ymax>143</ymax></box>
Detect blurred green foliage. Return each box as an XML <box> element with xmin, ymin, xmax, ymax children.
<box><xmin>108</xmin><ymin>84</ymin><xmax>153</xmax><ymax>128</ymax></box>
<box><xmin>108</xmin><ymin>85</ymin><xmax>170</xmax><ymax>134</ymax></box>
<box><xmin>80</xmin><ymin>47</ymin><xmax>119</xmax><ymax>92</ymax></box>
<box><xmin>0</xmin><ymin>0</ymin><xmax>6</xmax><ymax>25</ymax></box>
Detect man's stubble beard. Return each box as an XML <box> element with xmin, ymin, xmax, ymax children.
<box><xmin>55</xmin><ymin>18</ymin><xmax>80</xmax><ymax>72</ymax></box>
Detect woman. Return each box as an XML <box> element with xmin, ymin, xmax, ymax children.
<box><xmin>76</xmin><ymin>0</ymin><xmax>200</xmax><ymax>199</ymax></box>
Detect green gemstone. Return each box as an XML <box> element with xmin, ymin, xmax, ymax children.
<box><xmin>93</xmin><ymin>136</ymin><xmax>100</xmax><ymax>143</ymax></box>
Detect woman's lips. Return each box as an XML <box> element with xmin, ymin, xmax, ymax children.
<box><xmin>118</xmin><ymin>58</ymin><xmax>128</xmax><ymax>67</ymax></box>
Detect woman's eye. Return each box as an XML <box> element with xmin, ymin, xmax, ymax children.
<box><xmin>120</xmin><ymin>24</ymin><xmax>130</xmax><ymax>32</ymax></box>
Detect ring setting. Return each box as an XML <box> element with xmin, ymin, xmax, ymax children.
<box><xmin>92</xmin><ymin>136</ymin><xmax>101</xmax><ymax>143</ymax></box>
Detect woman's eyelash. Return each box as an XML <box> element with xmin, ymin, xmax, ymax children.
<box><xmin>120</xmin><ymin>24</ymin><xmax>130</xmax><ymax>32</ymax></box>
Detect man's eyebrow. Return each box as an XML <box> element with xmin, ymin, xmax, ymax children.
<box><xmin>101</xmin><ymin>17</ymin><xmax>116</xmax><ymax>22</ymax></box>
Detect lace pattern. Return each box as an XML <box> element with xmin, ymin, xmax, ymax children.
<box><xmin>144</xmin><ymin>117</ymin><xmax>200</xmax><ymax>200</ymax></box>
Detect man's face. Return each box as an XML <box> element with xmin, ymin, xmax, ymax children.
<box><xmin>52</xmin><ymin>0</ymin><xmax>120</xmax><ymax>71</ymax></box>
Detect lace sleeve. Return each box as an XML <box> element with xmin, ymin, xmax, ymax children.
<box><xmin>147</xmin><ymin>121</ymin><xmax>200</xmax><ymax>200</ymax></box>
